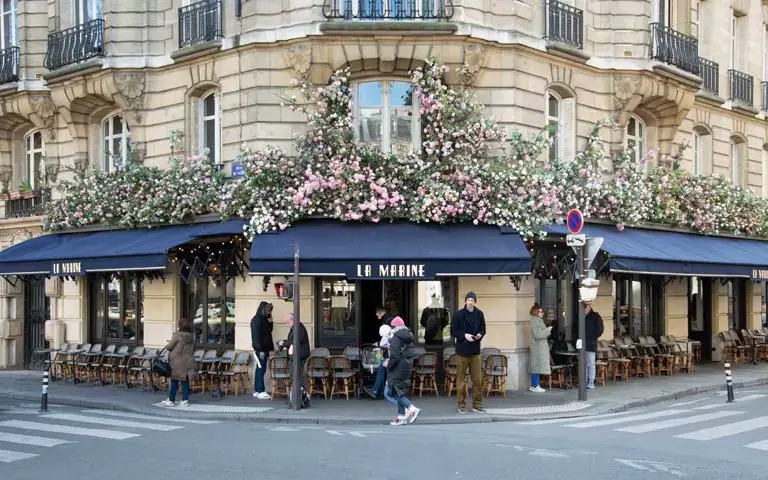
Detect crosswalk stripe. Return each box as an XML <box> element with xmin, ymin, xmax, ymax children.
<box><xmin>41</xmin><ymin>413</ymin><xmax>183</xmax><ymax>432</ymax></box>
<box><xmin>669</xmin><ymin>398</ymin><xmax>708</xmax><ymax>407</ymax></box>
<box><xmin>325</xmin><ymin>430</ymin><xmax>343</xmax><ymax>436</ymax></box>
<box><xmin>347</xmin><ymin>432</ymin><xmax>366</xmax><ymax>437</ymax></box>
<box><xmin>0</xmin><ymin>432</ymin><xmax>75</xmax><ymax>447</ymax></box>
<box><xmin>693</xmin><ymin>395</ymin><xmax>766</xmax><ymax>410</ymax></box>
<box><xmin>79</xmin><ymin>410</ymin><xmax>220</xmax><ymax>425</ymax></box>
<box><xmin>615</xmin><ymin>411</ymin><xmax>745</xmax><ymax>433</ymax></box>
<box><xmin>743</xmin><ymin>439</ymin><xmax>768</xmax><ymax>451</ymax></box>
<box><xmin>518</xmin><ymin>411</ymin><xmax>639</xmax><ymax>425</ymax></box>
<box><xmin>675</xmin><ymin>416</ymin><xmax>768</xmax><ymax>441</ymax></box>
<box><xmin>0</xmin><ymin>449</ymin><xmax>39</xmax><ymax>463</ymax></box>
<box><xmin>0</xmin><ymin>420</ymin><xmax>140</xmax><ymax>440</ymax></box>
<box><xmin>565</xmin><ymin>410</ymin><xmax>688</xmax><ymax>429</ymax></box>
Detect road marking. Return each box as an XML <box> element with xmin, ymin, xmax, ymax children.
<box><xmin>615</xmin><ymin>459</ymin><xmax>652</xmax><ymax>471</ymax></box>
<box><xmin>0</xmin><ymin>432</ymin><xmax>75</xmax><ymax>447</ymax></box>
<box><xmin>675</xmin><ymin>415</ymin><xmax>768</xmax><ymax>441</ymax></box>
<box><xmin>347</xmin><ymin>431</ymin><xmax>367</xmax><ymax>437</ymax></box>
<box><xmin>669</xmin><ymin>398</ymin><xmax>708</xmax><ymax>407</ymax></box>
<box><xmin>743</xmin><ymin>439</ymin><xmax>768</xmax><ymax>451</ymax></box>
<box><xmin>79</xmin><ymin>409</ymin><xmax>220</xmax><ymax>424</ymax></box>
<box><xmin>615</xmin><ymin>411</ymin><xmax>744</xmax><ymax>433</ymax></box>
<box><xmin>325</xmin><ymin>430</ymin><xmax>343</xmax><ymax>436</ymax></box>
<box><xmin>693</xmin><ymin>394</ymin><xmax>766</xmax><ymax>410</ymax></box>
<box><xmin>0</xmin><ymin>449</ymin><xmax>39</xmax><ymax>463</ymax></box>
<box><xmin>565</xmin><ymin>410</ymin><xmax>687</xmax><ymax>428</ymax></box>
<box><xmin>518</xmin><ymin>411</ymin><xmax>638</xmax><ymax>425</ymax></box>
<box><xmin>615</xmin><ymin>459</ymin><xmax>689</xmax><ymax>477</ymax></box>
<box><xmin>0</xmin><ymin>420</ymin><xmax>140</xmax><ymax>440</ymax></box>
<box><xmin>41</xmin><ymin>413</ymin><xmax>183</xmax><ymax>432</ymax></box>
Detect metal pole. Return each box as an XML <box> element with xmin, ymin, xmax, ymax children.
<box><xmin>577</xmin><ymin>244</ymin><xmax>587</xmax><ymax>401</ymax></box>
<box><xmin>291</xmin><ymin>242</ymin><xmax>302</xmax><ymax>411</ymax></box>
<box><xmin>40</xmin><ymin>360</ymin><xmax>50</xmax><ymax>412</ymax></box>
<box><xmin>724</xmin><ymin>361</ymin><xmax>734</xmax><ymax>403</ymax></box>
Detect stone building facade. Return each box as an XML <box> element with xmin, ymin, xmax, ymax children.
<box><xmin>0</xmin><ymin>0</ymin><xmax>766</xmax><ymax>392</ymax></box>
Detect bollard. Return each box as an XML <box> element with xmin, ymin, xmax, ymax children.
<box><xmin>40</xmin><ymin>360</ymin><xmax>50</xmax><ymax>413</ymax></box>
<box><xmin>724</xmin><ymin>361</ymin><xmax>735</xmax><ymax>403</ymax></box>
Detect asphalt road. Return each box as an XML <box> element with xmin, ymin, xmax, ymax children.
<box><xmin>1</xmin><ymin>387</ymin><xmax>768</xmax><ymax>479</ymax></box>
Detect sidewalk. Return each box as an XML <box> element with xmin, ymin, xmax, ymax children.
<box><xmin>1</xmin><ymin>362</ymin><xmax>766</xmax><ymax>425</ymax></box>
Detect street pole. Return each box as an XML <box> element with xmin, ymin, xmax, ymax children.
<box><xmin>291</xmin><ymin>242</ymin><xmax>301</xmax><ymax>411</ymax></box>
<box><xmin>577</xmin><ymin>244</ymin><xmax>587</xmax><ymax>402</ymax></box>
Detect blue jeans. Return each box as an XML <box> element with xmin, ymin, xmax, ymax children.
<box><xmin>531</xmin><ymin>374</ymin><xmax>540</xmax><ymax>387</ymax></box>
<box><xmin>169</xmin><ymin>379</ymin><xmax>190</xmax><ymax>402</ymax></box>
<box><xmin>372</xmin><ymin>358</ymin><xmax>386</xmax><ymax>394</ymax></box>
<box><xmin>384</xmin><ymin>383</ymin><xmax>413</xmax><ymax>415</ymax></box>
<box><xmin>254</xmin><ymin>352</ymin><xmax>267</xmax><ymax>393</ymax></box>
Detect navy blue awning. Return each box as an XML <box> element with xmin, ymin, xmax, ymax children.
<box><xmin>545</xmin><ymin>223</ymin><xmax>768</xmax><ymax>279</ymax></box>
<box><xmin>0</xmin><ymin>220</ymin><xmax>246</xmax><ymax>276</ymax></box>
<box><xmin>249</xmin><ymin>220</ymin><xmax>532</xmax><ymax>278</ymax></box>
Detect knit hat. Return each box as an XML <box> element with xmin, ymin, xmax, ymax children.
<box><xmin>378</xmin><ymin>324</ymin><xmax>392</xmax><ymax>337</ymax></box>
<box><xmin>465</xmin><ymin>291</ymin><xmax>477</xmax><ymax>302</ymax></box>
<box><xmin>391</xmin><ymin>316</ymin><xmax>405</xmax><ymax>327</ymax></box>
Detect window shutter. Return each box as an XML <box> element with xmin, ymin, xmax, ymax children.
<box><xmin>215</xmin><ymin>91</ymin><xmax>222</xmax><ymax>164</ymax></box>
<box><xmin>11</xmin><ymin>137</ymin><xmax>24</xmax><ymax>188</ymax></box>
<box><xmin>190</xmin><ymin>97</ymin><xmax>201</xmax><ymax>156</ymax></box>
<box><xmin>702</xmin><ymin>134</ymin><xmax>713</xmax><ymax>176</ymax></box>
<box><xmin>560</xmin><ymin>97</ymin><xmax>576</xmax><ymax>163</ymax></box>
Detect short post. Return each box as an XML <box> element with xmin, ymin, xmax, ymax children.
<box><xmin>40</xmin><ymin>360</ymin><xmax>50</xmax><ymax>412</ymax></box>
<box><xmin>724</xmin><ymin>362</ymin><xmax>735</xmax><ymax>403</ymax></box>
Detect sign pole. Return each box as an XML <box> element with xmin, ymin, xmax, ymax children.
<box><xmin>577</xmin><ymin>245</ymin><xmax>587</xmax><ymax>402</ymax></box>
<box><xmin>291</xmin><ymin>242</ymin><xmax>301</xmax><ymax>411</ymax></box>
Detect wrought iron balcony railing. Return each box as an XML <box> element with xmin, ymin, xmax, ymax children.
<box><xmin>0</xmin><ymin>46</ymin><xmax>19</xmax><ymax>84</ymax></box>
<box><xmin>544</xmin><ymin>0</ymin><xmax>583</xmax><ymax>50</ymax></box>
<box><xmin>762</xmin><ymin>81</ymin><xmax>768</xmax><ymax>112</ymax></box>
<box><xmin>3</xmin><ymin>189</ymin><xmax>50</xmax><ymax>219</ymax></box>
<box><xmin>699</xmin><ymin>58</ymin><xmax>719</xmax><ymax>95</ymax></box>
<box><xmin>729</xmin><ymin>69</ymin><xmax>754</xmax><ymax>107</ymax></box>
<box><xmin>322</xmin><ymin>0</ymin><xmax>454</xmax><ymax>21</ymax></box>
<box><xmin>649</xmin><ymin>23</ymin><xmax>699</xmax><ymax>75</ymax></box>
<box><xmin>179</xmin><ymin>0</ymin><xmax>222</xmax><ymax>49</ymax></box>
<box><xmin>44</xmin><ymin>19</ymin><xmax>104</xmax><ymax>71</ymax></box>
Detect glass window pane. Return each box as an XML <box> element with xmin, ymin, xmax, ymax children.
<box><xmin>358</xmin><ymin>82</ymin><xmax>383</xmax><ymax>106</ymax></box>
<box><xmin>319</xmin><ymin>278</ymin><xmax>356</xmax><ymax>348</ymax></box>
<box><xmin>627</xmin><ymin>117</ymin><xmax>636</xmax><ymax>137</ymax></box>
<box><xmin>389</xmin><ymin>82</ymin><xmax>413</xmax><ymax>106</ymax></box>
<box><xmin>548</xmin><ymin>94</ymin><xmax>559</xmax><ymax>117</ymax></box>
<box><xmin>417</xmin><ymin>280</ymin><xmax>453</xmax><ymax>345</ymax></box>
<box><xmin>190</xmin><ymin>276</ymin><xmax>206</xmax><ymax>344</ymax></box>
<box><xmin>207</xmin><ymin>274</ymin><xmax>221</xmax><ymax>344</ymax></box>
<box><xmin>2</xmin><ymin>12</ymin><xmax>11</xmax><ymax>48</ymax></box>
<box><xmin>389</xmin><ymin>106</ymin><xmax>413</xmax><ymax>157</ymax></box>
<box><xmin>113</xmin><ymin>115</ymin><xmax>123</xmax><ymax>134</ymax></box>
<box><xmin>123</xmin><ymin>279</ymin><xmax>138</xmax><ymax>341</ymax></box>
<box><xmin>92</xmin><ymin>280</ymin><xmax>105</xmax><ymax>341</ymax></box>
<box><xmin>204</xmin><ymin>118</ymin><xmax>216</xmax><ymax>163</ymax></box>
<box><xmin>359</xmin><ymin>108</ymin><xmax>382</xmax><ymax>146</ymax></box>
<box><xmin>637</xmin><ymin>121</ymin><xmax>644</xmax><ymax>137</ymax></box>
<box><xmin>107</xmin><ymin>278</ymin><xmax>121</xmax><ymax>340</ymax></box>
<box><xmin>223</xmin><ymin>276</ymin><xmax>235</xmax><ymax>345</ymax></box>
<box><xmin>33</xmin><ymin>132</ymin><xmax>42</xmax><ymax>150</ymax></box>
<box><xmin>204</xmin><ymin>94</ymin><xmax>215</xmax><ymax>117</ymax></box>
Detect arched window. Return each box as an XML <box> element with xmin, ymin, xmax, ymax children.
<box><xmin>353</xmin><ymin>80</ymin><xmax>419</xmax><ymax>156</ymax></box>
<box><xmin>546</xmin><ymin>91</ymin><xmax>560</xmax><ymax>161</ymax></box>
<box><xmin>198</xmin><ymin>91</ymin><xmax>220</xmax><ymax>164</ymax></box>
<box><xmin>692</xmin><ymin>125</ymin><xmax>712</xmax><ymax>176</ymax></box>
<box><xmin>545</xmin><ymin>88</ymin><xmax>576</xmax><ymax>162</ymax></box>
<box><xmin>625</xmin><ymin>115</ymin><xmax>646</xmax><ymax>166</ymax></box>
<box><xmin>730</xmin><ymin>135</ymin><xmax>746</xmax><ymax>187</ymax></box>
<box><xmin>24</xmin><ymin>130</ymin><xmax>44</xmax><ymax>188</ymax></box>
<box><xmin>102</xmin><ymin>113</ymin><xmax>131</xmax><ymax>172</ymax></box>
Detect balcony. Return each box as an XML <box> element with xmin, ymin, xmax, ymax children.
<box><xmin>762</xmin><ymin>81</ymin><xmax>767</xmax><ymax>112</ymax></box>
<box><xmin>178</xmin><ymin>0</ymin><xmax>222</xmax><ymax>50</ymax></box>
<box><xmin>699</xmin><ymin>58</ymin><xmax>719</xmax><ymax>96</ymax></box>
<box><xmin>544</xmin><ymin>0</ymin><xmax>584</xmax><ymax>50</ymax></box>
<box><xmin>2</xmin><ymin>189</ymin><xmax>50</xmax><ymax>219</ymax></box>
<box><xmin>0</xmin><ymin>46</ymin><xmax>19</xmax><ymax>84</ymax></box>
<box><xmin>322</xmin><ymin>0</ymin><xmax>455</xmax><ymax>21</ymax></box>
<box><xmin>728</xmin><ymin>69</ymin><xmax>754</xmax><ymax>107</ymax></box>
<box><xmin>649</xmin><ymin>23</ymin><xmax>699</xmax><ymax>76</ymax></box>
<box><xmin>44</xmin><ymin>19</ymin><xmax>104</xmax><ymax>71</ymax></box>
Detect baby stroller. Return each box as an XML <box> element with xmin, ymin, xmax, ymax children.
<box><xmin>359</xmin><ymin>344</ymin><xmax>384</xmax><ymax>397</ymax></box>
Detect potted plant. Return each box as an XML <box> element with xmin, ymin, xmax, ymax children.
<box><xmin>0</xmin><ymin>187</ymin><xmax>8</xmax><ymax>201</ymax></box>
<box><xmin>18</xmin><ymin>181</ymin><xmax>34</xmax><ymax>199</ymax></box>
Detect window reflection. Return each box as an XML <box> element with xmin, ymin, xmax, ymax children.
<box><xmin>90</xmin><ymin>275</ymin><xmax>143</xmax><ymax>345</ymax></box>
<box><xmin>355</xmin><ymin>80</ymin><xmax>416</xmax><ymax>155</ymax></box>
<box><xmin>319</xmin><ymin>278</ymin><xmax>356</xmax><ymax>348</ymax></box>
<box><xmin>186</xmin><ymin>270</ymin><xmax>236</xmax><ymax>346</ymax></box>
<box><xmin>417</xmin><ymin>280</ymin><xmax>454</xmax><ymax>345</ymax></box>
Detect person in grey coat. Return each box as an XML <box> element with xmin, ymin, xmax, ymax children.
<box><xmin>161</xmin><ymin>318</ymin><xmax>199</xmax><ymax>407</ymax></box>
<box><xmin>529</xmin><ymin>304</ymin><xmax>553</xmax><ymax>393</ymax></box>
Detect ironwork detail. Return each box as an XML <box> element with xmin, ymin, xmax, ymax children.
<box><xmin>544</xmin><ymin>0</ymin><xmax>583</xmax><ymax>50</ymax></box>
<box><xmin>44</xmin><ymin>19</ymin><xmax>104</xmax><ymax>71</ymax></box>
<box><xmin>699</xmin><ymin>58</ymin><xmax>719</xmax><ymax>95</ymax></box>
<box><xmin>322</xmin><ymin>0</ymin><xmax>455</xmax><ymax>20</ymax></box>
<box><xmin>179</xmin><ymin>0</ymin><xmax>222</xmax><ymax>49</ymax></box>
<box><xmin>649</xmin><ymin>23</ymin><xmax>699</xmax><ymax>75</ymax></box>
<box><xmin>729</xmin><ymin>69</ymin><xmax>754</xmax><ymax>107</ymax></box>
<box><xmin>4</xmin><ymin>190</ymin><xmax>50</xmax><ymax>219</ymax></box>
<box><xmin>761</xmin><ymin>81</ymin><xmax>768</xmax><ymax>112</ymax></box>
<box><xmin>23</xmin><ymin>276</ymin><xmax>50</xmax><ymax>370</ymax></box>
<box><xmin>0</xmin><ymin>46</ymin><xmax>19</xmax><ymax>84</ymax></box>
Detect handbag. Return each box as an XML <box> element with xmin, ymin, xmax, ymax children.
<box><xmin>153</xmin><ymin>358</ymin><xmax>171</xmax><ymax>377</ymax></box>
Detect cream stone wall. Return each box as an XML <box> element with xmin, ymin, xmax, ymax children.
<box><xmin>665</xmin><ymin>279</ymin><xmax>689</xmax><ymax>339</ymax></box>
<box><xmin>748</xmin><ymin>281</ymin><xmax>763</xmax><ymax>330</ymax></box>
<box><xmin>592</xmin><ymin>279</ymin><xmax>614</xmax><ymax>341</ymax></box>
<box><xmin>141</xmin><ymin>269</ymin><xmax>181</xmax><ymax>349</ymax></box>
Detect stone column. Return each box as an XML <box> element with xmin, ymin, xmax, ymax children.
<box><xmin>712</xmin><ymin>281</ymin><xmax>729</xmax><ymax>362</ymax></box>
<box><xmin>142</xmin><ymin>266</ymin><xmax>180</xmax><ymax>349</ymax></box>
<box><xmin>664</xmin><ymin>278</ymin><xmax>689</xmax><ymax>338</ymax></box>
<box><xmin>0</xmin><ymin>278</ymin><xmax>23</xmax><ymax>369</ymax></box>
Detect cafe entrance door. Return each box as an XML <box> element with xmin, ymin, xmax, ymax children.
<box><xmin>359</xmin><ymin>280</ymin><xmax>411</xmax><ymax>346</ymax></box>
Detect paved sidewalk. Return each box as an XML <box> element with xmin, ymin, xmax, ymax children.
<box><xmin>1</xmin><ymin>362</ymin><xmax>766</xmax><ymax>425</ymax></box>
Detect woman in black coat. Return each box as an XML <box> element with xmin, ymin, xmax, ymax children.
<box><xmin>250</xmin><ymin>301</ymin><xmax>274</xmax><ymax>398</ymax></box>
<box><xmin>384</xmin><ymin>317</ymin><xmax>421</xmax><ymax>426</ymax></box>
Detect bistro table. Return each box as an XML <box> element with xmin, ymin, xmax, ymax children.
<box><xmin>553</xmin><ymin>350</ymin><xmax>578</xmax><ymax>389</ymax></box>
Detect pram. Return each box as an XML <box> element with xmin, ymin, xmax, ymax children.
<box><xmin>359</xmin><ymin>345</ymin><xmax>384</xmax><ymax>397</ymax></box>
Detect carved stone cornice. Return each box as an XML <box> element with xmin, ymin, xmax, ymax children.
<box><xmin>30</xmin><ymin>95</ymin><xmax>57</xmax><ymax>141</ymax></box>
<box><xmin>114</xmin><ymin>72</ymin><xmax>146</xmax><ymax>124</ymax></box>
<box><xmin>283</xmin><ymin>44</ymin><xmax>312</xmax><ymax>80</ymax></box>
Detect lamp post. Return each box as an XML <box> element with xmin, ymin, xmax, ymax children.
<box><xmin>291</xmin><ymin>242</ymin><xmax>302</xmax><ymax>411</ymax></box>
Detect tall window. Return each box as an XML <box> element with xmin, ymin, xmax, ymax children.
<box><xmin>652</xmin><ymin>0</ymin><xmax>674</xmax><ymax>27</ymax></box>
<box><xmin>727</xmin><ymin>280</ymin><xmax>747</xmax><ymax>331</ymax></box>
<box><xmin>0</xmin><ymin>0</ymin><xmax>17</xmax><ymax>50</ymax></box>
<box><xmin>354</xmin><ymin>80</ymin><xmax>419</xmax><ymax>156</ymax></box>
<box><xmin>546</xmin><ymin>91</ymin><xmax>560</xmax><ymax>161</ymax></box>
<box><xmin>182</xmin><ymin>270</ymin><xmax>235</xmax><ymax>346</ymax></box>
<box><xmin>25</xmin><ymin>130</ymin><xmax>44</xmax><ymax>188</ymax></box>
<box><xmin>625</xmin><ymin>115</ymin><xmax>646</xmax><ymax>166</ymax></box>
<box><xmin>730</xmin><ymin>136</ymin><xmax>745</xmax><ymax>187</ymax></box>
<box><xmin>89</xmin><ymin>275</ymin><xmax>144</xmax><ymax>345</ymax></box>
<box><xmin>613</xmin><ymin>276</ymin><xmax>664</xmax><ymax>338</ymax></box>
<box><xmin>102</xmin><ymin>114</ymin><xmax>131</xmax><ymax>172</ymax></box>
<box><xmin>690</xmin><ymin>0</ymin><xmax>699</xmax><ymax>39</ymax></box>
<box><xmin>199</xmin><ymin>92</ymin><xmax>220</xmax><ymax>164</ymax></box>
<box><xmin>74</xmin><ymin>0</ymin><xmax>102</xmax><ymax>25</ymax></box>
<box><xmin>416</xmin><ymin>279</ymin><xmax>456</xmax><ymax>345</ymax></box>
<box><xmin>692</xmin><ymin>126</ymin><xmax>712</xmax><ymax>176</ymax></box>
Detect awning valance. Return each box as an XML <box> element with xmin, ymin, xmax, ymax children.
<box><xmin>545</xmin><ymin>223</ymin><xmax>768</xmax><ymax>279</ymax></box>
<box><xmin>249</xmin><ymin>220</ymin><xmax>532</xmax><ymax>279</ymax></box>
<box><xmin>0</xmin><ymin>220</ymin><xmax>246</xmax><ymax>276</ymax></box>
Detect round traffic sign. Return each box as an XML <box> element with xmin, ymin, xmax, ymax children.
<box><xmin>567</xmin><ymin>209</ymin><xmax>583</xmax><ymax>234</ymax></box>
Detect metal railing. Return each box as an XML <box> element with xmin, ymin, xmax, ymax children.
<box><xmin>44</xmin><ymin>19</ymin><xmax>104</xmax><ymax>71</ymax></box>
<box><xmin>179</xmin><ymin>0</ymin><xmax>223</xmax><ymax>49</ymax></box>
<box><xmin>699</xmin><ymin>58</ymin><xmax>719</xmax><ymax>95</ymax></box>
<box><xmin>4</xmin><ymin>190</ymin><xmax>50</xmax><ymax>219</ymax></box>
<box><xmin>762</xmin><ymin>81</ymin><xmax>768</xmax><ymax>112</ymax></box>
<box><xmin>0</xmin><ymin>46</ymin><xmax>19</xmax><ymax>84</ymax></box>
<box><xmin>728</xmin><ymin>69</ymin><xmax>754</xmax><ymax>107</ymax></box>
<box><xmin>544</xmin><ymin>0</ymin><xmax>583</xmax><ymax>50</ymax></box>
<box><xmin>649</xmin><ymin>23</ymin><xmax>699</xmax><ymax>75</ymax></box>
<box><xmin>322</xmin><ymin>0</ymin><xmax>455</xmax><ymax>20</ymax></box>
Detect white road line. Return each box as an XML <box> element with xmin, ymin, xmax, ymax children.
<box><xmin>518</xmin><ymin>411</ymin><xmax>640</xmax><ymax>425</ymax></box>
<box><xmin>565</xmin><ymin>410</ymin><xmax>688</xmax><ymax>429</ymax></box>
<box><xmin>0</xmin><ymin>420</ymin><xmax>140</xmax><ymax>440</ymax></box>
<box><xmin>669</xmin><ymin>398</ymin><xmax>708</xmax><ymax>407</ymax></box>
<box><xmin>743</xmin><ymin>439</ymin><xmax>768</xmax><ymax>451</ymax></box>
<box><xmin>0</xmin><ymin>449</ymin><xmax>39</xmax><ymax>463</ymax></box>
<box><xmin>79</xmin><ymin>410</ymin><xmax>220</xmax><ymax>425</ymax></box>
<box><xmin>347</xmin><ymin>432</ymin><xmax>367</xmax><ymax>438</ymax></box>
<box><xmin>0</xmin><ymin>432</ymin><xmax>75</xmax><ymax>447</ymax></box>
<box><xmin>675</xmin><ymin>416</ymin><xmax>768</xmax><ymax>441</ymax></box>
<box><xmin>693</xmin><ymin>395</ymin><xmax>766</xmax><ymax>410</ymax></box>
<box><xmin>615</xmin><ymin>459</ymin><xmax>652</xmax><ymax>471</ymax></box>
<box><xmin>325</xmin><ymin>430</ymin><xmax>343</xmax><ymax>436</ymax></box>
<box><xmin>615</xmin><ymin>411</ymin><xmax>745</xmax><ymax>433</ymax></box>
<box><xmin>41</xmin><ymin>413</ymin><xmax>183</xmax><ymax>432</ymax></box>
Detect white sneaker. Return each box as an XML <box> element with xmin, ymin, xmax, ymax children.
<box><xmin>587</xmin><ymin>384</ymin><xmax>596</xmax><ymax>390</ymax></box>
<box><xmin>160</xmin><ymin>400</ymin><xmax>175</xmax><ymax>407</ymax></box>
<box><xmin>180</xmin><ymin>400</ymin><xmax>189</xmax><ymax>407</ymax></box>
<box><xmin>390</xmin><ymin>416</ymin><xmax>407</xmax><ymax>426</ymax></box>
<box><xmin>529</xmin><ymin>386</ymin><xmax>546</xmax><ymax>393</ymax></box>
<box><xmin>257</xmin><ymin>392</ymin><xmax>271</xmax><ymax>400</ymax></box>
<box><xmin>406</xmin><ymin>406</ymin><xmax>421</xmax><ymax>424</ymax></box>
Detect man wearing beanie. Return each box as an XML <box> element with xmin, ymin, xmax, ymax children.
<box><xmin>450</xmin><ymin>291</ymin><xmax>487</xmax><ymax>413</ymax></box>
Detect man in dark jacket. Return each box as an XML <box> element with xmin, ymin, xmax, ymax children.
<box><xmin>250</xmin><ymin>301</ymin><xmax>274</xmax><ymax>399</ymax></box>
<box><xmin>279</xmin><ymin>312</ymin><xmax>310</xmax><ymax>406</ymax></box>
<box><xmin>584</xmin><ymin>302</ymin><xmax>604</xmax><ymax>389</ymax></box>
<box><xmin>376</xmin><ymin>306</ymin><xmax>395</xmax><ymax>327</ymax></box>
<box><xmin>450</xmin><ymin>291</ymin><xmax>487</xmax><ymax>414</ymax></box>
<box><xmin>384</xmin><ymin>317</ymin><xmax>421</xmax><ymax>425</ymax></box>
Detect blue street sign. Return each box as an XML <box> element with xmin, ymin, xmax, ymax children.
<box><xmin>567</xmin><ymin>209</ymin><xmax>584</xmax><ymax>234</ymax></box>
<box><xmin>231</xmin><ymin>162</ymin><xmax>245</xmax><ymax>178</ymax></box>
